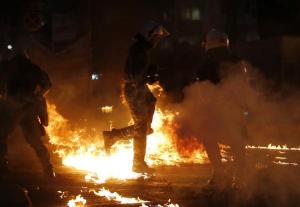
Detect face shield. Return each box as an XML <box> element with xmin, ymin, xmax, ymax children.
<box><xmin>205</xmin><ymin>29</ymin><xmax>229</xmax><ymax>51</ymax></box>
<box><xmin>148</xmin><ymin>25</ymin><xmax>170</xmax><ymax>47</ymax></box>
<box><xmin>139</xmin><ymin>21</ymin><xmax>170</xmax><ymax>47</ymax></box>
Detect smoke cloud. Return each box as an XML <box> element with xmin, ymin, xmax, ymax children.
<box><xmin>164</xmin><ymin>61</ymin><xmax>300</xmax><ymax>205</ymax></box>
<box><xmin>171</xmin><ymin>61</ymin><xmax>300</xmax><ymax>149</ymax></box>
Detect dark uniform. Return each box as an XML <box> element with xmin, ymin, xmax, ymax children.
<box><xmin>198</xmin><ymin>47</ymin><xmax>239</xmax><ymax>84</ymax></box>
<box><xmin>198</xmin><ymin>46</ymin><xmax>247</xmax><ymax>187</ymax></box>
<box><xmin>0</xmin><ymin>54</ymin><xmax>54</xmax><ymax>179</ymax></box>
<box><xmin>103</xmin><ymin>21</ymin><xmax>169</xmax><ymax>173</ymax></box>
<box><xmin>103</xmin><ymin>34</ymin><xmax>157</xmax><ymax>172</ymax></box>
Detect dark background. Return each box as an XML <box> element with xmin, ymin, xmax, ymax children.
<box><xmin>1</xmin><ymin>0</ymin><xmax>300</xmax><ymax>122</ymax></box>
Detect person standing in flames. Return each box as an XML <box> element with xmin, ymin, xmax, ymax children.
<box><xmin>0</xmin><ymin>51</ymin><xmax>55</xmax><ymax>180</ymax></box>
<box><xmin>102</xmin><ymin>21</ymin><xmax>169</xmax><ymax>173</ymax></box>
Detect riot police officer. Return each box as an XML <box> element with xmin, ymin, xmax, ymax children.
<box><xmin>198</xmin><ymin>29</ymin><xmax>247</xmax><ymax>189</ymax></box>
<box><xmin>0</xmin><ymin>53</ymin><xmax>54</xmax><ymax>179</ymax></box>
<box><xmin>103</xmin><ymin>21</ymin><xmax>169</xmax><ymax>173</ymax></box>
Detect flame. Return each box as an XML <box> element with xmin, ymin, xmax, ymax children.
<box><xmin>93</xmin><ymin>187</ymin><xmax>149</xmax><ymax>204</ymax></box>
<box><xmin>47</xmin><ymin>82</ymin><xmax>298</xmax><ymax>206</ymax></box>
<box><xmin>66</xmin><ymin>188</ymin><xmax>180</xmax><ymax>206</ymax></box>
<box><xmin>272</xmin><ymin>161</ymin><xmax>298</xmax><ymax>166</ymax></box>
<box><xmin>47</xmin><ymin>102</ymin><xmax>300</xmax><ymax>184</ymax></box>
<box><xmin>147</xmin><ymin>82</ymin><xmax>164</xmax><ymax>97</ymax></box>
<box><xmin>47</xmin><ymin>103</ymin><xmax>141</xmax><ymax>183</ymax></box>
<box><xmin>246</xmin><ymin>144</ymin><xmax>300</xmax><ymax>151</ymax></box>
<box><xmin>67</xmin><ymin>195</ymin><xmax>86</xmax><ymax>207</ymax></box>
<box><xmin>146</xmin><ymin>109</ymin><xmax>207</xmax><ymax>166</ymax></box>
<box><xmin>141</xmin><ymin>203</ymin><xmax>180</xmax><ymax>207</ymax></box>
<box><xmin>46</xmin><ymin>103</ymin><xmax>207</xmax><ymax>183</ymax></box>
<box><xmin>48</xmin><ymin>99</ymin><xmax>188</xmax><ymax>206</ymax></box>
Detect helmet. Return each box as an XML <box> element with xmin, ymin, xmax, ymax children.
<box><xmin>138</xmin><ymin>20</ymin><xmax>170</xmax><ymax>47</ymax></box>
<box><xmin>205</xmin><ymin>29</ymin><xmax>229</xmax><ymax>50</ymax></box>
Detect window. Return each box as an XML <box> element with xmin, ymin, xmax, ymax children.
<box><xmin>182</xmin><ymin>7</ymin><xmax>201</xmax><ymax>21</ymax></box>
<box><xmin>191</xmin><ymin>8</ymin><xmax>201</xmax><ymax>20</ymax></box>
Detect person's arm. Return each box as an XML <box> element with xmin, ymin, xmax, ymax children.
<box><xmin>33</xmin><ymin>66</ymin><xmax>52</xmax><ymax>97</ymax></box>
<box><xmin>126</xmin><ymin>44</ymin><xmax>149</xmax><ymax>86</ymax></box>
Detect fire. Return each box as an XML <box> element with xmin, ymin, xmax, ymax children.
<box><xmin>273</xmin><ymin>161</ymin><xmax>298</xmax><ymax>166</ymax></box>
<box><xmin>246</xmin><ymin>144</ymin><xmax>300</xmax><ymax>151</ymax></box>
<box><xmin>93</xmin><ymin>187</ymin><xmax>149</xmax><ymax>204</ymax></box>
<box><xmin>146</xmin><ymin>109</ymin><xmax>207</xmax><ymax>166</ymax></box>
<box><xmin>47</xmin><ymin>81</ymin><xmax>299</xmax><ymax>206</ymax></box>
<box><xmin>47</xmin><ymin>102</ymin><xmax>300</xmax><ymax>183</ymax></box>
<box><xmin>67</xmin><ymin>195</ymin><xmax>86</xmax><ymax>207</ymax></box>
<box><xmin>47</xmin><ymin>100</ymin><xmax>191</xmax><ymax>206</ymax></box>
<box><xmin>141</xmin><ymin>199</ymin><xmax>180</xmax><ymax>207</ymax></box>
<box><xmin>66</xmin><ymin>188</ymin><xmax>179</xmax><ymax>206</ymax></box>
<box><xmin>46</xmin><ymin>103</ymin><xmax>207</xmax><ymax>183</ymax></box>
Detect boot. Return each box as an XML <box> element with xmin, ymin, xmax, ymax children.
<box><xmin>102</xmin><ymin>130</ymin><xmax>118</xmax><ymax>153</ymax></box>
<box><xmin>132</xmin><ymin>160</ymin><xmax>154</xmax><ymax>174</ymax></box>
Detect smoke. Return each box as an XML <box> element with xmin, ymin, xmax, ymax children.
<box><xmin>165</xmin><ymin>61</ymin><xmax>300</xmax><ymax>205</ymax></box>
<box><xmin>171</xmin><ymin>61</ymin><xmax>300</xmax><ymax>149</ymax></box>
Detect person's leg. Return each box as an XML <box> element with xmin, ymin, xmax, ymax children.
<box><xmin>103</xmin><ymin>83</ymin><xmax>138</xmax><ymax>152</ymax></box>
<box><xmin>132</xmin><ymin>117</ymin><xmax>148</xmax><ymax>172</ymax></box>
<box><xmin>21</xmin><ymin>114</ymin><xmax>54</xmax><ymax>179</ymax></box>
<box><xmin>0</xmin><ymin>102</ymin><xmax>16</xmax><ymax>176</ymax></box>
<box><xmin>145</xmin><ymin>90</ymin><xmax>157</xmax><ymax>134</ymax></box>
<box><xmin>202</xmin><ymin>139</ymin><xmax>224</xmax><ymax>183</ymax></box>
<box><xmin>230</xmin><ymin>138</ymin><xmax>246</xmax><ymax>188</ymax></box>
<box><xmin>103</xmin><ymin>125</ymin><xmax>135</xmax><ymax>152</ymax></box>
<box><xmin>128</xmin><ymin>89</ymin><xmax>153</xmax><ymax>172</ymax></box>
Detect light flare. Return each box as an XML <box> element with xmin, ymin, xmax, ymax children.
<box><xmin>100</xmin><ymin>105</ymin><xmax>113</xmax><ymax>113</ymax></box>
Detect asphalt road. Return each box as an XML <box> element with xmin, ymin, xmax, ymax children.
<box><xmin>1</xmin><ymin>133</ymin><xmax>299</xmax><ymax>207</ymax></box>
<box><xmin>1</xmin><ymin>152</ymin><xmax>299</xmax><ymax>207</ymax></box>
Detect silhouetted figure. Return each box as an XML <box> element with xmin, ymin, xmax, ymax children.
<box><xmin>102</xmin><ymin>21</ymin><xmax>169</xmax><ymax>173</ymax></box>
<box><xmin>198</xmin><ymin>29</ymin><xmax>247</xmax><ymax>189</ymax></box>
<box><xmin>0</xmin><ymin>54</ymin><xmax>54</xmax><ymax>180</ymax></box>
